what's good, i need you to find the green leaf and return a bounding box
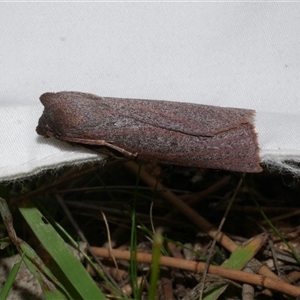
[18,199,105,300]
[203,234,267,300]
[0,256,23,300]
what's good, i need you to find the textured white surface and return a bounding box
[1,3,300,181]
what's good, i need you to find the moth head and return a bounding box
[36,93,63,137]
[36,92,90,138]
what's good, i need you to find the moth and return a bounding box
[36,92,262,173]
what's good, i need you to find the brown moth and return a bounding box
[36,92,262,173]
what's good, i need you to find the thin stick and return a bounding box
[124,161,281,283]
[199,176,244,299]
[92,247,300,298]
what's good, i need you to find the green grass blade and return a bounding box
[0,237,12,250]
[148,230,163,299]
[203,234,267,300]
[18,199,105,300]
[0,256,23,300]
[18,241,71,299]
[222,233,267,269]
[250,192,300,264]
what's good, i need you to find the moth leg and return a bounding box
[59,136,138,159]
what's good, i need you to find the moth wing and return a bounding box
[103,98,255,137]
[38,92,255,138]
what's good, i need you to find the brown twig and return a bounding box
[125,161,237,252]
[91,247,300,297]
[124,161,283,284]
